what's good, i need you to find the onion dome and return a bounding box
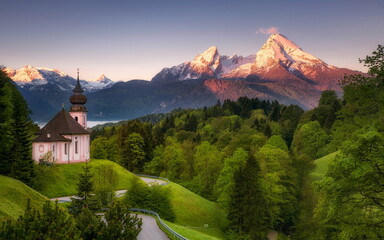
[70,93,87,105]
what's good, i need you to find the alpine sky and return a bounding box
[0,0,383,81]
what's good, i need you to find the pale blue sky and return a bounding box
[1,0,383,81]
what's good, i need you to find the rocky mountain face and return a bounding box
[7,34,363,121]
[152,34,361,109]
[152,46,256,83]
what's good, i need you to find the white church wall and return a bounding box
[69,111,87,129]
[32,134,89,164]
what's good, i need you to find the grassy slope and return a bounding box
[164,183,227,239]
[37,159,135,198]
[309,151,339,181]
[165,220,222,240]
[0,175,48,221]
[35,159,226,238]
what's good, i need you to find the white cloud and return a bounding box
[256,27,279,35]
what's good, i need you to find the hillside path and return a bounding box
[49,176,171,239]
[50,176,167,203]
[137,214,169,240]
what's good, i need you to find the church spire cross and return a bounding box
[73,68,84,93]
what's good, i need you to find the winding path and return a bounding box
[50,176,170,240]
[137,214,169,240]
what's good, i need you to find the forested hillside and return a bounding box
[0,67,37,187]
[90,45,384,239]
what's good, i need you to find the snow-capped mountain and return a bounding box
[5,66,116,121]
[151,33,362,108]
[151,46,255,83]
[6,66,115,92]
[81,74,115,91]
[152,34,358,90]
[5,66,75,90]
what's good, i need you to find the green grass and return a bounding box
[36,159,135,198]
[309,151,339,181]
[34,159,227,238]
[164,220,222,240]
[164,182,227,239]
[0,175,48,221]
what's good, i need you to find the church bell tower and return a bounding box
[69,68,88,128]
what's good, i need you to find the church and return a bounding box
[32,70,90,164]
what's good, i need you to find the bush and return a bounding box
[125,176,175,221]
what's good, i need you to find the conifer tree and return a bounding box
[0,200,80,240]
[228,154,268,239]
[0,67,35,186]
[69,164,98,215]
[10,88,35,186]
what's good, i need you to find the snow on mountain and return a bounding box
[81,74,114,91]
[152,33,359,93]
[5,66,114,92]
[254,34,324,68]
[94,74,113,84]
[152,46,255,82]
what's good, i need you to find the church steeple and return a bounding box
[73,68,84,93]
[69,68,88,128]
[70,68,87,106]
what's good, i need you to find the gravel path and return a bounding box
[50,176,171,239]
[139,176,167,186]
[137,214,169,240]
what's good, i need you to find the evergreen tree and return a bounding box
[228,154,268,239]
[98,202,142,239]
[0,200,80,240]
[0,67,35,186]
[69,164,98,215]
[10,89,35,186]
[122,132,146,172]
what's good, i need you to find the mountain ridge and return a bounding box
[5,34,364,121]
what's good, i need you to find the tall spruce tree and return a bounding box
[0,67,35,186]
[228,154,268,239]
[69,164,98,215]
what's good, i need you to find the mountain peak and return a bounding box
[95,74,113,84]
[266,33,301,50]
[192,46,219,66]
[255,33,324,69]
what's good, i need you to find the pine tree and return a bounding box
[10,88,35,186]
[228,154,268,239]
[0,67,35,186]
[0,70,14,175]
[69,164,98,215]
[98,202,142,239]
[0,200,80,240]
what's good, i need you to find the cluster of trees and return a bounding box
[309,45,384,239]
[89,45,384,239]
[0,164,142,240]
[0,67,36,187]
[91,97,305,238]
[290,45,384,239]
[2,45,379,239]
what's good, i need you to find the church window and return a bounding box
[65,143,67,154]
[52,145,55,152]
[75,116,78,122]
[75,141,78,154]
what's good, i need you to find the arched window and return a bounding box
[75,116,78,122]
[65,143,67,154]
[75,141,78,154]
